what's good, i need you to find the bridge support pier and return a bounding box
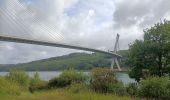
[110,33,121,71]
[111,57,121,71]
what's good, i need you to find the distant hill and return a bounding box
[0,50,128,71]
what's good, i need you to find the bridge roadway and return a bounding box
[0,35,122,58]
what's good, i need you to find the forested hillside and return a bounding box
[0,50,128,71]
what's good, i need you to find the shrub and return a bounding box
[126,83,138,96]
[30,72,41,86]
[0,76,24,95]
[90,68,124,94]
[138,77,170,99]
[48,69,87,88]
[109,82,126,95]
[48,77,68,88]
[6,69,30,88]
[29,72,47,93]
[68,83,89,93]
[29,82,47,93]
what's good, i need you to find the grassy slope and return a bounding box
[0,77,26,95]
[0,50,128,71]
[0,89,134,100]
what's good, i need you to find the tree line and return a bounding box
[127,20,170,82]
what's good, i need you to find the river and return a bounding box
[0,71,136,85]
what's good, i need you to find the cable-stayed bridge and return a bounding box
[0,35,122,70]
[0,0,122,71]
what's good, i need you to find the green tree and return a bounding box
[127,20,170,81]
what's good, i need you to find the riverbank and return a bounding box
[0,68,138,100]
[0,89,134,100]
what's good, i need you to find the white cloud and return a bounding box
[0,0,170,64]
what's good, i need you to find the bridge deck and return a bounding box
[0,35,122,58]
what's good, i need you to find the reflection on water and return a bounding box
[0,71,136,85]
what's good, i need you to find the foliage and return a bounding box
[29,72,47,93]
[68,83,89,93]
[29,82,47,93]
[0,51,128,71]
[128,67,142,82]
[109,82,126,96]
[163,64,170,77]
[30,72,41,86]
[6,69,30,88]
[90,68,124,94]
[48,69,87,88]
[0,69,135,100]
[138,77,170,99]
[127,20,170,81]
[126,83,138,96]
[0,53,110,71]
[0,77,24,95]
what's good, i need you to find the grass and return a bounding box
[0,69,136,100]
[0,89,134,100]
[0,77,26,95]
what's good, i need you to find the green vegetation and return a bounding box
[123,20,170,99]
[30,72,42,87]
[90,68,124,94]
[0,89,133,100]
[48,69,87,88]
[6,69,30,88]
[127,20,170,81]
[0,69,134,100]
[2,68,170,99]
[0,77,25,95]
[1,20,170,99]
[138,77,170,99]
[29,72,47,93]
[0,51,128,71]
[126,83,138,97]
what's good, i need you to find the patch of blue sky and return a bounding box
[65,0,84,17]
[19,0,48,14]
[0,0,5,7]
[65,0,114,24]
[19,0,34,5]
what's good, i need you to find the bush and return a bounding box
[126,83,138,96]
[138,77,170,99]
[109,82,126,95]
[29,72,47,93]
[29,82,47,93]
[30,72,41,86]
[90,68,124,94]
[48,69,87,88]
[68,83,89,93]
[0,77,25,95]
[6,69,30,88]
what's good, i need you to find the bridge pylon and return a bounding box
[110,34,121,71]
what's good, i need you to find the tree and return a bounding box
[127,20,170,81]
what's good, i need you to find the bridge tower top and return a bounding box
[114,34,120,53]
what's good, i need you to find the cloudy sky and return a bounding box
[0,0,170,64]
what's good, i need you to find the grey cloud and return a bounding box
[0,0,80,64]
[113,0,170,28]
[0,0,170,64]
[0,42,82,64]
